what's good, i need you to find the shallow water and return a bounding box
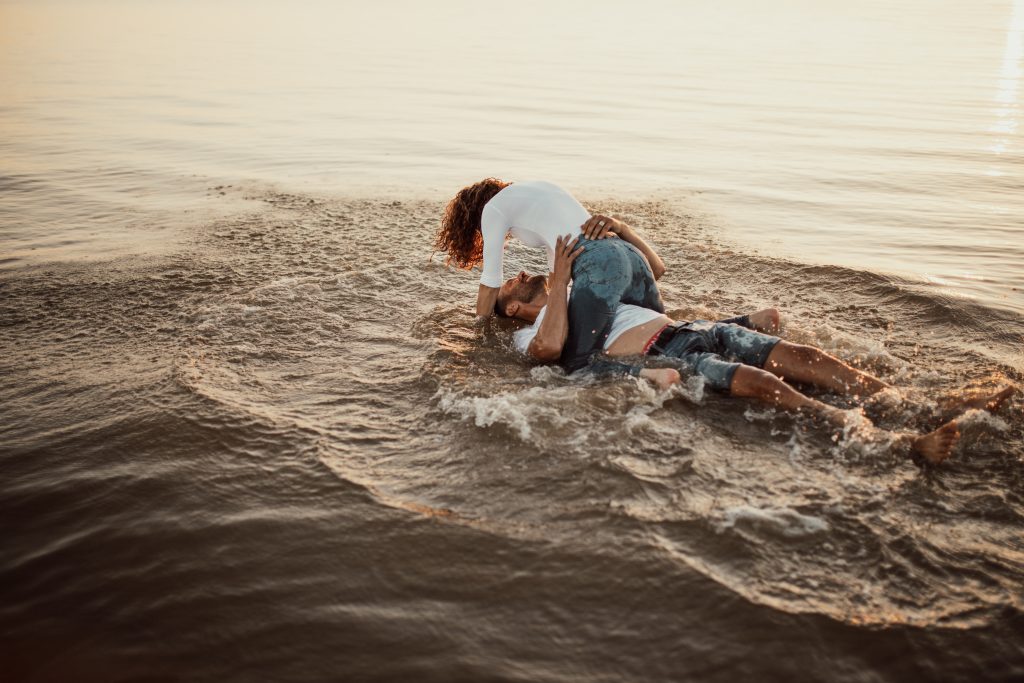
[2,1,1024,681]
[3,190,1023,681]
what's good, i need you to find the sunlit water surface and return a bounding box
[2,0,1023,313]
[2,1,1023,682]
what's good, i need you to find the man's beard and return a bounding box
[519,274,547,303]
[524,274,548,301]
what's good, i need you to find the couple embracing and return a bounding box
[434,179,1012,464]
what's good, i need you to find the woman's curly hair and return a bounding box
[434,178,510,269]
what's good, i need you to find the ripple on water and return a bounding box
[3,190,1021,649]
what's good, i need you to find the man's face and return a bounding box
[498,271,547,318]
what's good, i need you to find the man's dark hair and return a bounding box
[494,292,510,318]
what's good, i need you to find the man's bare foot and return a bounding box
[748,307,781,334]
[640,368,681,391]
[911,420,960,465]
[938,385,1015,419]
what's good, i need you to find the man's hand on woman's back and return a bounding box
[551,234,584,289]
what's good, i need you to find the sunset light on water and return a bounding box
[1,2,1022,681]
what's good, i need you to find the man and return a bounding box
[496,220,1014,465]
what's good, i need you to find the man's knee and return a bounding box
[729,365,784,398]
[766,340,819,370]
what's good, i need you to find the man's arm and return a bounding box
[523,236,681,388]
[581,214,666,280]
[527,235,582,361]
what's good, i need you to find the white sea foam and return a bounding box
[433,371,700,445]
[788,322,906,373]
[829,408,903,465]
[717,505,830,538]
[622,379,673,434]
[528,365,571,384]
[680,375,706,404]
[744,406,778,423]
[622,408,657,434]
[786,431,806,465]
[863,386,906,412]
[957,408,1011,432]
[434,386,575,443]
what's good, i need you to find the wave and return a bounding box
[3,187,1021,637]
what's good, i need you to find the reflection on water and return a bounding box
[2,3,1024,680]
[990,0,1022,152]
[2,189,1021,682]
[0,0,1022,314]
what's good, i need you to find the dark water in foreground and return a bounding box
[2,189,1022,682]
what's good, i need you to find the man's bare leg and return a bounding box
[729,366,959,464]
[763,341,889,396]
[731,364,842,420]
[762,340,1015,415]
[937,385,1016,417]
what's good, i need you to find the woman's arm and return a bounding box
[618,223,666,280]
[475,285,499,319]
[581,214,666,280]
[475,203,509,318]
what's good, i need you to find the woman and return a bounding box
[435,178,667,373]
